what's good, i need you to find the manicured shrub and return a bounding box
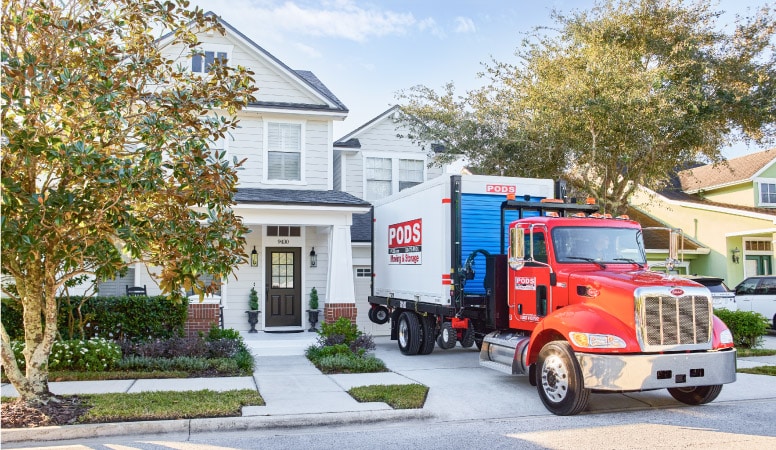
[9,338,122,372]
[315,354,386,374]
[715,309,769,348]
[306,318,383,374]
[120,335,243,359]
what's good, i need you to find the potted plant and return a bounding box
[307,287,320,332]
[246,284,260,333]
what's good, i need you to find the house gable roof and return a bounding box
[334,105,399,147]
[156,12,347,114]
[679,148,776,193]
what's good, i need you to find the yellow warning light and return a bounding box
[571,212,587,218]
[546,211,560,217]
[585,197,596,205]
[616,215,630,220]
[506,193,516,200]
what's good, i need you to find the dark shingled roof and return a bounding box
[625,207,704,252]
[351,211,373,242]
[334,138,361,149]
[679,148,776,193]
[236,189,370,208]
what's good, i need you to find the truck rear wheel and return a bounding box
[397,311,421,355]
[418,315,436,355]
[536,341,590,416]
[668,385,722,405]
[436,322,457,349]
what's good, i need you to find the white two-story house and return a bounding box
[96,12,370,333]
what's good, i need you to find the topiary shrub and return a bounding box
[715,309,769,348]
[9,338,122,372]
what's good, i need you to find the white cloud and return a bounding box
[417,17,446,39]
[454,16,476,34]
[250,0,417,42]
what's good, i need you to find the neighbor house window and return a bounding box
[267,122,302,181]
[366,157,392,200]
[192,51,227,73]
[399,159,423,191]
[760,182,776,206]
[356,268,371,277]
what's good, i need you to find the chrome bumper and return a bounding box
[576,349,737,391]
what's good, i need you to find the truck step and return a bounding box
[480,360,517,375]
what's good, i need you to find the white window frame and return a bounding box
[362,153,426,201]
[263,120,306,185]
[190,44,233,74]
[757,180,776,207]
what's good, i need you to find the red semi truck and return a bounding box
[368,174,736,415]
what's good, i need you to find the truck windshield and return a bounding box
[552,226,646,265]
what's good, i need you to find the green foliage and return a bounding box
[10,338,122,372]
[397,0,776,214]
[0,0,257,401]
[314,354,387,374]
[309,287,319,310]
[318,317,361,346]
[738,366,776,376]
[348,384,429,409]
[715,309,769,348]
[248,286,259,311]
[0,299,23,340]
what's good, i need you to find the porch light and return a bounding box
[731,247,740,264]
[250,246,258,267]
[310,247,317,268]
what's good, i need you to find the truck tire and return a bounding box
[667,385,723,405]
[369,306,390,325]
[536,341,590,416]
[436,322,457,349]
[459,323,475,348]
[418,315,436,355]
[397,311,422,355]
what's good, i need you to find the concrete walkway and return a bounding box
[3,332,776,444]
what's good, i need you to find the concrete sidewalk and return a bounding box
[3,333,776,444]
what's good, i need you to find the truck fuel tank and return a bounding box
[480,331,530,376]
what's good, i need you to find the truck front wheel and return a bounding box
[397,312,421,355]
[536,341,590,416]
[668,385,722,405]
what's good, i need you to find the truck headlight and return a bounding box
[719,329,734,345]
[569,332,626,349]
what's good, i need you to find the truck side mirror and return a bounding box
[508,227,525,270]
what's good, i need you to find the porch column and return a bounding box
[324,224,357,324]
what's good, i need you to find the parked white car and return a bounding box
[683,276,737,311]
[734,276,776,329]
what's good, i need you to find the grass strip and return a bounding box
[48,370,189,382]
[738,366,776,376]
[348,384,428,409]
[79,389,264,423]
[736,348,776,358]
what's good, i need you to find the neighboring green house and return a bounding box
[631,148,776,286]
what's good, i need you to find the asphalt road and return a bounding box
[6,397,776,449]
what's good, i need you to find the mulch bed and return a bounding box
[1,396,88,428]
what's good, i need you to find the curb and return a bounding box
[1,409,434,444]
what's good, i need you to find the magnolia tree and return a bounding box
[398,0,776,214]
[1,0,256,404]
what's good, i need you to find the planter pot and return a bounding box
[245,310,260,333]
[307,309,320,332]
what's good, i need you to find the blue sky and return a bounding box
[191,0,770,159]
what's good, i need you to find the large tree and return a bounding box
[1,0,256,404]
[398,0,776,214]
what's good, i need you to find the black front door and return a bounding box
[265,247,302,327]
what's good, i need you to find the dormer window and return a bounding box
[192,51,227,73]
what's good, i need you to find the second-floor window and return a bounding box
[365,156,425,201]
[760,182,776,206]
[399,159,423,191]
[192,51,227,73]
[267,122,302,181]
[366,157,392,200]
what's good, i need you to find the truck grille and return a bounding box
[636,287,712,352]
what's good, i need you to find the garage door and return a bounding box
[354,266,390,336]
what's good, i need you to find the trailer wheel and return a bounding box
[459,323,475,348]
[369,306,390,325]
[397,312,422,355]
[418,315,436,355]
[536,341,590,416]
[667,385,723,405]
[436,322,457,349]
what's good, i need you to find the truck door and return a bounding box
[510,229,552,331]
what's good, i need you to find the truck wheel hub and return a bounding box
[541,355,569,401]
